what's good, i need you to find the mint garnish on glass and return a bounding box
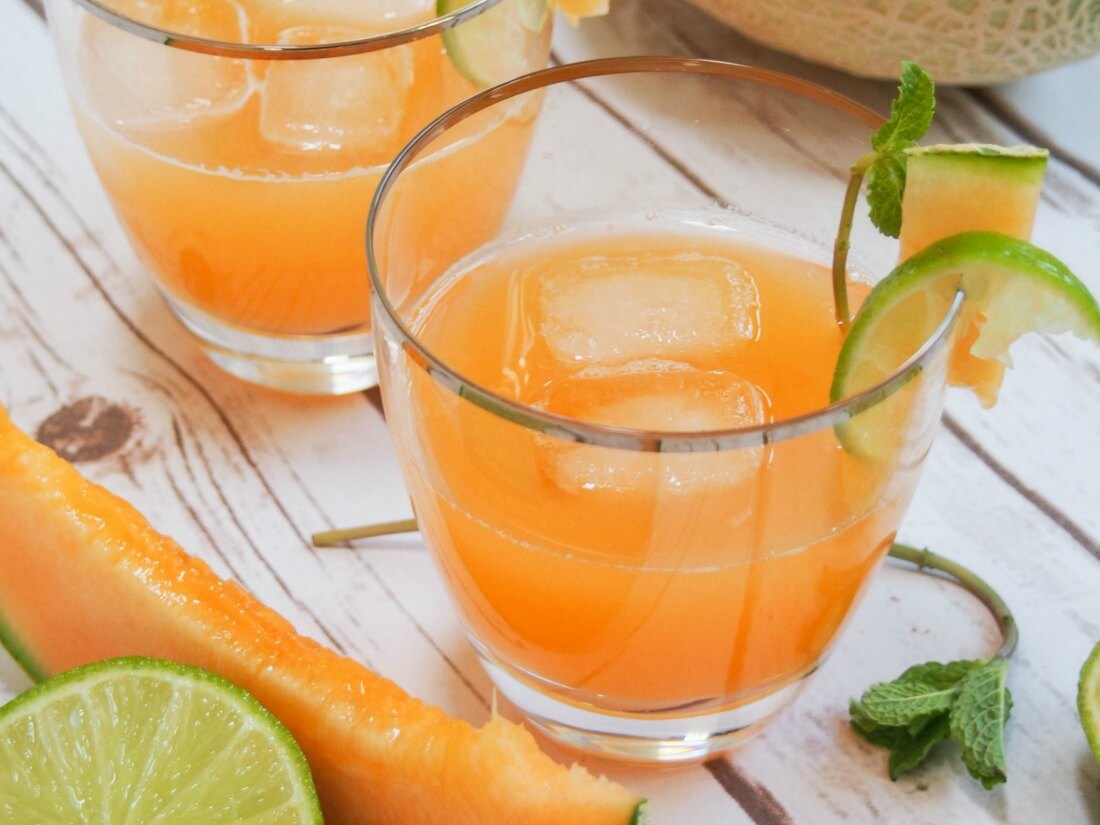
[832,61,935,328]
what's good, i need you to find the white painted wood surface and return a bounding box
[1,0,1098,821]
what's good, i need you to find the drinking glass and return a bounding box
[45,0,551,393]
[369,57,963,763]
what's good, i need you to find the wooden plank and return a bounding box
[0,0,1098,821]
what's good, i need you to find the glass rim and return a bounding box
[367,56,966,453]
[66,0,507,59]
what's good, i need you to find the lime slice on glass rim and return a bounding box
[439,0,549,88]
[831,231,1100,458]
[0,656,322,823]
[1081,641,1100,765]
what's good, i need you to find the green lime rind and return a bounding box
[907,143,1050,160]
[1079,640,1100,766]
[831,232,1100,460]
[832,230,1100,404]
[905,144,1048,184]
[0,609,47,683]
[629,800,650,824]
[439,0,547,88]
[0,656,323,824]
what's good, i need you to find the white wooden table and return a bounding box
[2,0,1099,821]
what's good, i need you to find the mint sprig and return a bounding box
[852,544,1017,788]
[832,62,936,327]
[851,659,1012,786]
[952,658,1013,788]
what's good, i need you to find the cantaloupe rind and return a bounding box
[680,1,1100,85]
[0,612,44,683]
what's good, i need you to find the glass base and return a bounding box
[167,296,378,395]
[477,647,809,765]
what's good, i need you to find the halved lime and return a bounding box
[0,657,322,823]
[1081,641,1100,765]
[439,0,548,88]
[832,231,1100,458]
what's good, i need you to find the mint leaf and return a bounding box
[866,155,906,238]
[850,700,904,748]
[888,714,951,780]
[950,659,1012,789]
[851,697,951,780]
[850,658,1009,784]
[871,61,936,153]
[857,660,980,726]
[895,659,983,690]
[864,62,936,238]
[851,545,1018,790]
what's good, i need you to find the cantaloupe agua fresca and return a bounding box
[396,216,937,716]
[64,0,547,335]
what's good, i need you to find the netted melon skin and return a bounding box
[686,0,1100,84]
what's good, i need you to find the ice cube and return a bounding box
[253,0,435,31]
[259,26,414,153]
[78,0,253,130]
[536,359,769,494]
[539,252,760,367]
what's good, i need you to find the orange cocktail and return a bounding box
[46,0,549,392]
[371,60,958,762]
[403,229,897,708]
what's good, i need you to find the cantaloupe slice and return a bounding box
[0,406,644,825]
[898,144,1048,261]
[894,144,1051,406]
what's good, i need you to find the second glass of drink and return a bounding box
[46,0,552,392]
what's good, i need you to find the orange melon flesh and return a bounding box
[556,0,610,20]
[0,406,642,825]
[898,143,1048,405]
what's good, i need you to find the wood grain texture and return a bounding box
[1,0,1098,821]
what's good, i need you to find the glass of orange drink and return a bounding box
[45,0,552,393]
[369,58,964,763]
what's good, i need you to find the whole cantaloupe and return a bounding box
[686,0,1100,84]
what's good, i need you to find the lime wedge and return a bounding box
[1081,641,1100,766]
[440,0,548,88]
[832,231,1100,458]
[0,657,322,823]
[899,144,1049,260]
